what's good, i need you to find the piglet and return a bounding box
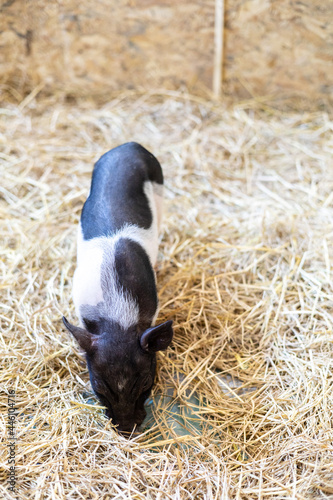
[63,142,173,435]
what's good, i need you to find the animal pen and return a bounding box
[1,1,333,498]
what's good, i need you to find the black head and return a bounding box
[63,316,173,435]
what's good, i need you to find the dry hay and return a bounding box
[1,89,333,499]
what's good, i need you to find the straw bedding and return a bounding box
[1,90,333,499]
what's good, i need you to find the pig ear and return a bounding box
[62,316,93,352]
[140,320,173,353]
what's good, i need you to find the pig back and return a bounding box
[81,142,163,241]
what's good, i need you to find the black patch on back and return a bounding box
[114,237,158,331]
[81,142,163,240]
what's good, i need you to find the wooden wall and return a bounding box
[1,0,332,107]
[0,0,214,97]
[224,0,333,106]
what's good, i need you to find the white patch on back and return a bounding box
[151,182,164,232]
[72,180,163,330]
[72,231,104,323]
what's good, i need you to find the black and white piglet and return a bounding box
[63,142,173,434]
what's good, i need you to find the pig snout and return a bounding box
[105,406,147,434]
